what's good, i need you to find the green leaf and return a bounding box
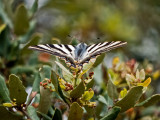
[98,95,109,106]
[51,70,69,104]
[37,111,52,120]
[38,86,52,114]
[11,66,35,74]
[51,70,58,92]
[86,79,94,90]
[0,74,11,103]
[27,105,40,120]
[31,0,39,13]
[0,106,23,120]
[115,86,143,112]
[55,61,74,82]
[48,107,55,117]
[70,81,85,99]
[93,53,105,68]
[135,94,160,107]
[52,109,62,120]
[68,102,83,120]
[14,4,29,35]
[107,75,118,100]
[40,65,52,80]
[9,74,27,105]
[100,106,121,120]
[21,33,42,55]
[32,72,41,92]
[84,105,94,116]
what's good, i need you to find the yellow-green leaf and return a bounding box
[81,89,94,101]
[120,88,127,98]
[0,24,6,34]
[137,77,151,87]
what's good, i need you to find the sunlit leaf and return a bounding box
[3,103,13,107]
[112,57,120,66]
[137,77,151,87]
[81,89,94,101]
[0,24,6,34]
[152,70,160,80]
[120,88,127,98]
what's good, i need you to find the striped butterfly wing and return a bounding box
[79,41,127,65]
[29,44,76,67]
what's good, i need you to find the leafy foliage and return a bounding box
[0,0,160,119]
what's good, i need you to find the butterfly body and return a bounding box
[29,41,127,68]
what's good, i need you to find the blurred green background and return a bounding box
[0,0,160,119]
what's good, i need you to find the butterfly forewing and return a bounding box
[29,44,76,67]
[79,41,127,64]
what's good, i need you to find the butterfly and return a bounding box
[29,41,127,68]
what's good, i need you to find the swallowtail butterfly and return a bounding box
[29,41,127,68]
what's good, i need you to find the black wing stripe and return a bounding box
[95,41,127,54]
[92,41,125,53]
[58,44,62,47]
[88,43,98,52]
[29,46,58,55]
[64,45,72,52]
[91,42,112,53]
[47,44,67,54]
